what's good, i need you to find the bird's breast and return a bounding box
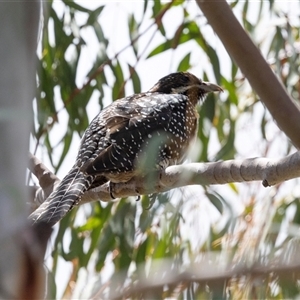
[169,98,199,162]
[150,97,199,169]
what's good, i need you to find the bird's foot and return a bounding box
[145,193,157,210]
[109,182,116,199]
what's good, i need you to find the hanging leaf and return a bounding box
[177,52,191,71]
[147,39,172,58]
[128,64,141,93]
[86,6,104,26]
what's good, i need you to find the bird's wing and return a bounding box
[81,93,187,175]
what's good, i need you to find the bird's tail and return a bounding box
[29,166,94,227]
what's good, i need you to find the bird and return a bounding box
[29,72,222,226]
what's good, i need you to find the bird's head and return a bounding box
[148,72,223,105]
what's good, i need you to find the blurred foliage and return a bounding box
[33,0,300,299]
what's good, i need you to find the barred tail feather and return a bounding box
[29,167,94,226]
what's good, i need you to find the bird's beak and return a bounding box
[201,81,223,93]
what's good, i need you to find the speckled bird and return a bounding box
[29,72,222,226]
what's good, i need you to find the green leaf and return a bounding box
[148,21,205,59]
[51,7,67,49]
[92,22,108,46]
[229,0,239,8]
[152,0,166,36]
[197,118,210,162]
[171,23,185,49]
[268,0,275,10]
[77,204,109,268]
[55,129,73,172]
[63,228,84,262]
[45,267,57,300]
[51,210,76,274]
[177,52,191,71]
[173,0,185,6]
[128,13,139,56]
[214,120,236,161]
[153,238,167,259]
[96,224,115,272]
[147,39,171,58]
[111,60,125,99]
[242,0,249,29]
[86,6,104,25]
[231,60,238,79]
[63,0,92,13]
[44,133,54,168]
[228,182,239,194]
[38,62,56,121]
[207,46,221,83]
[128,64,141,93]
[188,21,208,51]
[260,110,267,140]
[87,46,108,78]
[135,239,148,264]
[95,70,108,108]
[201,92,216,122]
[152,0,162,18]
[143,0,148,14]
[221,76,238,105]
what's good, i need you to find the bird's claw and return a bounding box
[145,193,157,210]
[109,182,115,199]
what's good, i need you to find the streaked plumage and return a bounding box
[29,72,222,226]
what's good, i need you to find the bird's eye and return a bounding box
[183,75,190,83]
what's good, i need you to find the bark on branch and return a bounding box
[29,151,300,207]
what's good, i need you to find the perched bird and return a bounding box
[29,72,222,226]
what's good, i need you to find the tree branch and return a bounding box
[88,250,300,299]
[28,152,60,208]
[196,0,300,149]
[29,151,300,206]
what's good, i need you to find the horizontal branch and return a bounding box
[104,252,300,299]
[29,151,300,207]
